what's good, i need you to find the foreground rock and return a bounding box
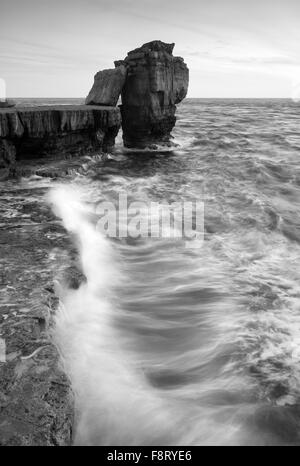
[0,341,73,445]
[85,66,127,106]
[0,105,121,177]
[0,185,80,444]
[118,40,189,148]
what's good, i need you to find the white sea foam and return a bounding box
[48,185,248,445]
[48,186,179,445]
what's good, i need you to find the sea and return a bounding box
[1,97,300,445]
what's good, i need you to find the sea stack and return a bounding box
[85,40,189,149]
[117,40,189,148]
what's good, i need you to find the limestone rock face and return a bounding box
[118,40,189,148]
[0,105,121,176]
[85,66,127,106]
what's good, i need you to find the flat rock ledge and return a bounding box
[0,282,75,445]
[0,105,121,179]
[0,252,86,445]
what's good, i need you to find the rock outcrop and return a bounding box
[0,105,121,176]
[85,66,127,106]
[117,40,189,148]
[0,208,79,444]
[85,40,188,149]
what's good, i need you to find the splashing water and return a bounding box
[49,186,242,445]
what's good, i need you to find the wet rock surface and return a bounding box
[0,140,16,179]
[0,179,85,445]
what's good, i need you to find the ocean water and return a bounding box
[2,98,300,445]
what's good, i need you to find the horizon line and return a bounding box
[8,96,297,100]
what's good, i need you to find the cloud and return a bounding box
[230,56,300,66]
[178,45,300,70]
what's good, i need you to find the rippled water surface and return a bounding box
[2,98,300,445]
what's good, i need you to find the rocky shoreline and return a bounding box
[0,177,88,445]
[0,40,189,445]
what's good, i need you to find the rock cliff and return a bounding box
[117,40,189,148]
[0,105,121,177]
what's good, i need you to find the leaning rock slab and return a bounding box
[85,66,127,106]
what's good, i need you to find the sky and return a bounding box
[1,0,300,98]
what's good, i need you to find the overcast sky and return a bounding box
[1,0,300,97]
